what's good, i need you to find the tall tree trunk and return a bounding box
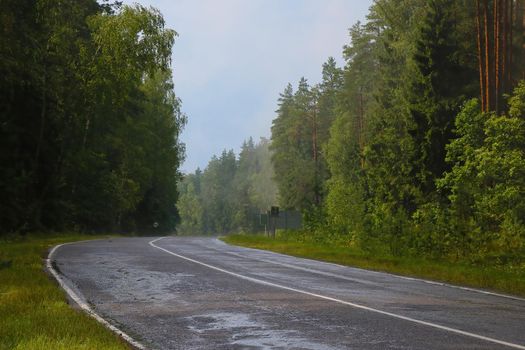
[495,0,501,113]
[509,0,514,85]
[477,0,487,112]
[82,118,90,150]
[492,0,500,113]
[502,0,509,96]
[484,0,492,111]
[522,0,525,79]
[311,102,320,205]
[36,67,47,166]
[358,91,365,169]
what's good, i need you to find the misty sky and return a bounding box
[121,0,373,173]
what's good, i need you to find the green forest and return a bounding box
[3,1,525,348]
[177,137,277,235]
[3,0,525,265]
[182,0,525,264]
[0,1,186,234]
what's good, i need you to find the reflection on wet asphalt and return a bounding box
[52,236,525,350]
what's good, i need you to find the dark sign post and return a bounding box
[269,206,279,238]
[260,212,268,237]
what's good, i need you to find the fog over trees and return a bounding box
[177,138,277,235]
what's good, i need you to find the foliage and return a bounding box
[177,138,277,235]
[408,0,477,195]
[439,83,525,259]
[0,2,185,234]
[265,0,525,265]
[270,59,343,212]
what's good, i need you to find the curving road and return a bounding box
[50,236,525,350]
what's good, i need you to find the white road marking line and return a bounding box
[150,237,525,350]
[218,249,383,287]
[215,238,525,302]
[47,241,146,350]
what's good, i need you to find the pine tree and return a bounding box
[408,0,477,196]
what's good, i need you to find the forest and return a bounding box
[273,0,525,261]
[177,137,277,235]
[0,1,186,234]
[181,0,525,263]
[3,0,525,265]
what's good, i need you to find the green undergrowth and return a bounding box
[222,233,525,298]
[0,233,130,350]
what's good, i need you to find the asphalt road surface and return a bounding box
[50,236,525,350]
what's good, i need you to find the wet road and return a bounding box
[51,236,525,350]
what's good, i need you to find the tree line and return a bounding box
[269,0,525,261]
[0,1,186,234]
[177,138,277,235]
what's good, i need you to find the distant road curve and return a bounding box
[50,236,525,350]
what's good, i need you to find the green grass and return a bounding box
[222,234,525,298]
[0,233,130,350]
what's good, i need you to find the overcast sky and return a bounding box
[121,0,373,173]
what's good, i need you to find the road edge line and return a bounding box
[47,240,147,350]
[151,237,525,350]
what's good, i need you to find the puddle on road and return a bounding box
[185,312,339,350]
[187,312,259,333]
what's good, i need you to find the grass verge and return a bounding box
[0,233,130,350]
[222,234,525,298]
